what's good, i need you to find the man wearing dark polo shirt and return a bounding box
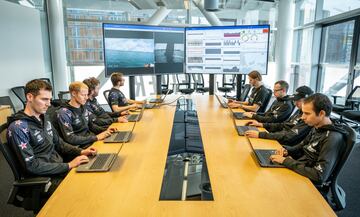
[228,70,269,112]
[108,72,145,113]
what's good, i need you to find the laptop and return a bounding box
[246,137,285,168]
[149,89,171,103]
[127,104,145,122]
[227,107,250,120]
[231,115,259,136]
[76,147,121,172]
[104,121,137,143]
[215,94,228,108]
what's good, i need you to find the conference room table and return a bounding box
[37,95,336,217]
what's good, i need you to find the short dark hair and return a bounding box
[248,70,262,81]
[275,80,289,93]
[25,79,52,97]
[303,93,332,116]
[110,72,124,86]
[83,77,100,94]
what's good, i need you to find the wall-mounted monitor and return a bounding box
[103,24,185,76]
[185,25,270,75]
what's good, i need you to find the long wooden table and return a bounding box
[37,95,336,217]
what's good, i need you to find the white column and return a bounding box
[47,0,70,96]
[274,0,295,81]
[146,7,171,25]
[194,1,223,26]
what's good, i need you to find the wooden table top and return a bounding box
[37,95,335,217]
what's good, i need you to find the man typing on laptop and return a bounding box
[7,79,97,195]
[242,80,294,123]
[83,77,128,128]
[56,82,115,148]
[245,86,313,146]
[269,93,348,185]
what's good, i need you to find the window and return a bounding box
[318,20,355,101]
[294,0,316,26]
[319,0,360,20]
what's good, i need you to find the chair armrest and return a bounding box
[332,95,343,104]
[13,177,51,187]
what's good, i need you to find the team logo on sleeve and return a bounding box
[19,142,27,150]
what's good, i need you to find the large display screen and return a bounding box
[103,24,185,76]
[185,25,270,74]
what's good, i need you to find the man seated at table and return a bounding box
[108,72,144,113]
[242,80,294,123]
[245,86,313,146]
[56,82,114,148]
[83,77,128,128]
[7,79,97,194]
[270,93,348,185]
[228,70,268,112]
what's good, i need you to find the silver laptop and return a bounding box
[149,89,171,103]
[104,121,137,143]
[127,104,145,122]
[76,147,121,172]
[246,137,285,168]
[215,94,228,108]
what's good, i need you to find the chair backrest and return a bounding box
[329,124,356,183]
[258,88,273,113]
[11,86,26,108]
[103,90,112,110]
[176,74,191,89]
[161,74,170,89]
[192,74,205,88]
[0,96,16,113]
[58,91,70,100]
[239,84,251,102]
[348,86,360,100]
[222,74,236,88]
[0,124,24,181]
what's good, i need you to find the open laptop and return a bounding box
[215,94,228,108]
[76,147,121,172]
[246,137,285,168]
[149,89,171,103]
[231,114,258,136]
[104,121,137,143]
[127,104,145,122]
[227,107,250,120]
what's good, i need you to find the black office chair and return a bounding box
[58,91,70,100]
[332,86,360,113]
[319,124,356,210]
[239,84,251,102]
[257,88,272,113]
[217,74,236,98]
[0,124,51,213]
[176,74,194,95]
[103,89,113,112]
[161,74,174,95]
[0,96,16,113]
[192,74,209,94]
[11,86,26,109]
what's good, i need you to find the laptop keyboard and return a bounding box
[233,112,243,119]
[127,114,138,121]
[236,126,258,136]
[115,131,128,141]
[256,150,276,163]
[90,154,112,170]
